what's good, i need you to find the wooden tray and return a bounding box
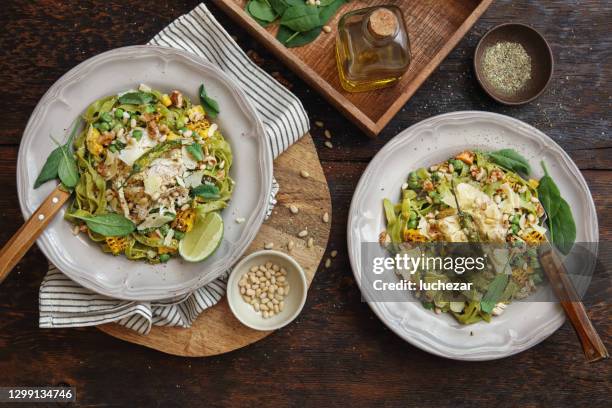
[98,134,331,356]
[213,0,493,136]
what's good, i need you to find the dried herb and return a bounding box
[482,42,532,95]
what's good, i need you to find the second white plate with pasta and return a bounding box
[347,111,598,360]
[17,45,273,301]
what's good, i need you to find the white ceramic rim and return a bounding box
[226,250,308,331]
[16,45,273,301]
[347,111,599,361]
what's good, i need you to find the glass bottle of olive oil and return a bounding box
[335,5,411,92]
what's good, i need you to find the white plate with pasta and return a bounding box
[347,111,598,360]
[17,46,272,301]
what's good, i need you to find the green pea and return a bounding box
[511,215,520,225]
[99,122,111,132]
[101,112,113,123]
[409,210,417,221]
[511,224,520,235]
[159,254,171,263]
[114,108,124,119]
[176,118,185,129]
[132,129,143,140]
[145,105,156,113]
[451,159,464,172]
[407,219,418,229]
[173,230,185,240]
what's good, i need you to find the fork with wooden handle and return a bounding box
[0,186,71,284]
[539,247,609,363]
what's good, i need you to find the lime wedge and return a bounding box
[179,211,224,262]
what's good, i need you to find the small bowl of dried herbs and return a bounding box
[474,23,553,105]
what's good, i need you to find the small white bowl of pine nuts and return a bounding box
[227,250,308,331]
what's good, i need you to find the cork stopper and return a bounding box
[367,8,398,39]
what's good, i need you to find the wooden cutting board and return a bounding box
[97,134,331,356]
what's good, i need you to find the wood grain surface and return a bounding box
[0,1,610,407]
[98,134,331,356]
[214,0,493,136]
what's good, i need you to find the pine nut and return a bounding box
[298,229,308,238]
[322,212,329,223]
[300,170,310,178]
[289,205,299,214]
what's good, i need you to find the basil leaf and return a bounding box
[34,146,63,188]
[549,199,576,255]
[198,84,219,119]
[247,0,277,22]
[488,149,531,175]
[72,213,136,237]
[277,25,321,47]
[186,143,203,161]
[118,92,156,105]
[191,184,221,200]
[57,145,79,188]
[280,5,321,32]
[480,273,509,314]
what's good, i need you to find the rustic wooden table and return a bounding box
[0,1,610,406]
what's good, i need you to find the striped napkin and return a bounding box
[39,3,309,335]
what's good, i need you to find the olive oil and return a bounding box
[335,6,411,93]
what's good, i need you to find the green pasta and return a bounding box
[63,85,233,263]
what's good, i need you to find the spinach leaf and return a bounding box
[198,84,219,119]
[247,0,278,22]
[118,92,156,105]
[186,143,203,161]
[480,273,509,314]
[34,146,63,188]
[537,162,561,220]
[537,161,576,254]
[269,0,289,15]
[34,123,81,188]
[488,149,531,175]
[72,213,136,237]
[191,184,221,200]
[57,145,79,189]
[277,25,321,47]
[549,199,576,255]
[280,5,321,32]
[319,0,346,22]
